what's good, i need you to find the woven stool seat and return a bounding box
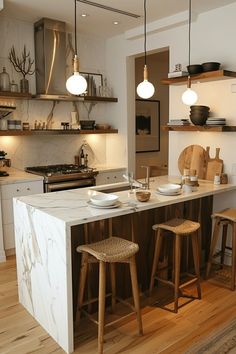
[77,236,139,262]
[213,208,236,222]
[152,218,200,235]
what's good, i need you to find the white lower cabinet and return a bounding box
[1,180,43,252]
[95,169,126,186]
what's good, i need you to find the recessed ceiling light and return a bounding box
[113,21,119,25]
[81,13,88,17]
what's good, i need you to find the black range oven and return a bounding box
[25,164,98,192]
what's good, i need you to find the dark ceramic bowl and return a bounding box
[190,106,210,112]
[202,62,221,72]
[187,64,203,75]
[190,115,208,126]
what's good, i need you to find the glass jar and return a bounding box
[10,80,18,93]
[0,67,10,91]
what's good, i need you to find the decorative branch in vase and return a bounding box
[8,45,35,93]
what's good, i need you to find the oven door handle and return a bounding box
[45,179,95,192]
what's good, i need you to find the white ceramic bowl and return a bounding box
[158,183,181,194]
[90,193,119,206]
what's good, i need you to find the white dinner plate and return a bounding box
[156,190,182,196]
[87,200,122,209]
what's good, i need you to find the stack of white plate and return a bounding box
[206,118,226,126]
[88,193,121,208]
[156,183,182,196]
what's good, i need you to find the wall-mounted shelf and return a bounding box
[161,70,236,85]
[0,91,118,102]
[0,91,32,100]
[162,125,236,132]
[0,129,118,136]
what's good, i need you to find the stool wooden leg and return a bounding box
[76,253,89,324]
[129,256,143,336]
[110,263,116,312]
[221,224,228,267]
[231,223,236,291]
[174,234,181,313]
[191,232,202,299]
[149,228,162,294]
[206,218,221,279]
[98,261,106,354]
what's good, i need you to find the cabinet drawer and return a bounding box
[1,180,43,200]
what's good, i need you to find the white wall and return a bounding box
[0,14,121,169]
[105,2,236,207]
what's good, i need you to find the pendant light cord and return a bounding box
[188,0,191,66]
[74,0,77,55]
[144,0,147,66]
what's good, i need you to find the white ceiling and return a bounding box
[2,0,236,37]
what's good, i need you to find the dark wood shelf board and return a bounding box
[0,92,118,103]
[32,94,118,102]
[162,125,236,132]
[0,129,118,136]
[161,70,236,85]
[0,91,32,99]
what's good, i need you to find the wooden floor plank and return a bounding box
[1,256,236,354]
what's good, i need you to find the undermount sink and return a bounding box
[94,184,131,193]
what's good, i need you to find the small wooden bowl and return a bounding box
[135,191,151,202]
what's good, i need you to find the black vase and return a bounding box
[20,78,29,93]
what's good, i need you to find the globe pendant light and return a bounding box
[136,0,155,99]
[182,0,198,105]
[66,0,87,95]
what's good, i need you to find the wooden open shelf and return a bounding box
[161,70,236,85]
[0,91,118,102]
[0,129,118,136]
[162,125,236,132]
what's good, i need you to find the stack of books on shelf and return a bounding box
[168,71,189,78]
[206,118,226,126]
[167,119,191,126]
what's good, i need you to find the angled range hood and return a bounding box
[34,18,68,97]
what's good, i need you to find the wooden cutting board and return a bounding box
[205,147,223,181]
[178,145,208,179]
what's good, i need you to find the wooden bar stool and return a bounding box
[76,236,143,354]
[149,218,201,313]
[206,208,236,290]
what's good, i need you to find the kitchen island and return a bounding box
[13,176,236,353]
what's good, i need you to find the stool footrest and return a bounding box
[179,278,199,289]
[81,292,112,307]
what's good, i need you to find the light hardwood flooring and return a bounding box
[1,256,236,354]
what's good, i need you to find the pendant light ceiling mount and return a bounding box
[136,0,155,100]
[182,0,198,106]
[66,0,87,95]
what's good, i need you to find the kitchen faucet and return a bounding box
[124,166,151,191]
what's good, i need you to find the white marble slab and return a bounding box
[14,199,73,353]
[0,167,43,185]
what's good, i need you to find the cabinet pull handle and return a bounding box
[27,188,30,191]
[16,189,20,192]
[114,176,117,179]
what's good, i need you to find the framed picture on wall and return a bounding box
[135,99,160,153]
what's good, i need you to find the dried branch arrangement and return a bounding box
[9,45,35,78]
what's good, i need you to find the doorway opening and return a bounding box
[135,49,169,179]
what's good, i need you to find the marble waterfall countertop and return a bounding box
[14,175,236,227]
[13,175,236,354]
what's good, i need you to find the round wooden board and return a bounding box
[178,144,208,179]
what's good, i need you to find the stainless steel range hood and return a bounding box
[34,18,67,96]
